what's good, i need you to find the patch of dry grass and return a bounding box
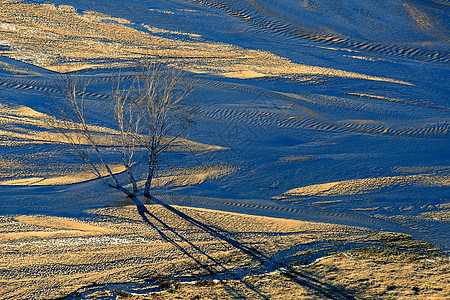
[1,204,447,299]
[0,204,375,299]
[112,248,449,299]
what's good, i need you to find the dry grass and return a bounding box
[1,204,447,299]
[0,204,376,299]
[112,244,450,299]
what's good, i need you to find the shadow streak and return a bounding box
[132,194,356,299]
[131,195,226,275]
[150,196,270,265]
[282,268,356,300]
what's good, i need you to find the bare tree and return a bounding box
[50,59,195,198]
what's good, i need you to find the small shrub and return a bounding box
[195,279,216,286]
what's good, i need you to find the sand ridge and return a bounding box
[281,174,450,198]
[191,0,450,63]
[0,1,416,85]
[0,0,448,298]
[0,102,229,186]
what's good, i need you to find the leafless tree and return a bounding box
[50,59,195,198]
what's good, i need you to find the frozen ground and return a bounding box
[0,0,449,297]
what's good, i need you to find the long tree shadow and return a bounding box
[130,195,226,275]
[149,196,271,263]
[132,194,356,300]
[280,269,356,300]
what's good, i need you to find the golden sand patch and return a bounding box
[44,63,102,73]
[81,10,131,25]
[15,215,110,233]
[0,103,226,150]
[283,174,450,197]
[146,165,237,188]
[220,68,268,79]
[346,92,450,111]
[0,230,97,241]
[0,164,125,186]
[284,181,340,197]
[142,24,201,39]
[0,215,112,241]
[0,1,413,84]
[344,55,378,62]
[403,3,438,33]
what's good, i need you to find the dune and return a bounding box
[0,164,125,186]
[281,174,450,198]
[0,0,449,298]
[0,1,415,85]
[0,103,226,149]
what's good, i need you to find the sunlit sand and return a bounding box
[0,0,449,298]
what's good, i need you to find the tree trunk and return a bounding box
[124,163,138,193]
[144,154,157,197]
[114,184,135,197]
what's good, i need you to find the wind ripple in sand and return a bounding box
[0,77,111,100]
[346,93,450,112]
[195,78,450,137]
[199,106,450,137]
[191,0,450,63]
[0,1,417,85]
